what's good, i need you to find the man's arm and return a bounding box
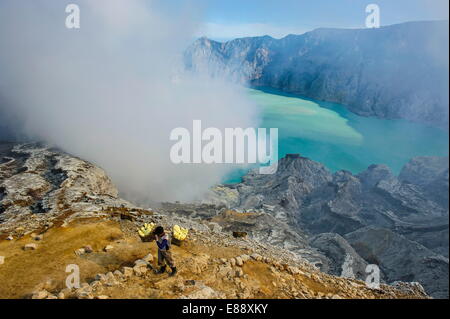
[156,238,169,250]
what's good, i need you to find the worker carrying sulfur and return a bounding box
[153,226,177,276]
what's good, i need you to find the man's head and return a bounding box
[154,226,164,236]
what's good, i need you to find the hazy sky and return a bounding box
[187,0,450,40]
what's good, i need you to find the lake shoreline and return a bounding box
[223,87,449,184]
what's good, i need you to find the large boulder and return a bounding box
[309,233,369,281]
[345,227,449,299]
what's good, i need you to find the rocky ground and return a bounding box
[0,211,428,300]
[0,143,440,299]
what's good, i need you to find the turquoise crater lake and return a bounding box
[224,87,449,183]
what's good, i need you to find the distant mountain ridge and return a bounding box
[185,21,449,129]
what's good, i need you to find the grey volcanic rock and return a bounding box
[0,142,132,231]
[399,156,449,186]
[309,233,369,280]
[186,21,449,128]
[357,164,394,189]
[426,169,449,210]
[399,225,449,258]
[399,156,449,209]
[207,154,448,297]
[345,227,449,299]
[300,160,448,237]
[230,155,332,226]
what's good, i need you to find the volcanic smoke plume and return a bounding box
[0,0,260,204]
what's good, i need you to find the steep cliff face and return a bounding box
[206,155,449,298]
[185,21,449,128]
[0,142,129,234]
[345,227,449,299]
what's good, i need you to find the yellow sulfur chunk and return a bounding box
[173,224,189,241]
[138,222,156,238]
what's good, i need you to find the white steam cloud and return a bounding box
[0,0,260,204]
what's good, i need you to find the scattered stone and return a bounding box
[30,233,43,241]
[134,259,147,266]
[288,266,300,275]
[120,212,134,221]
[232,231,247,238]
[77,292,94,299]
[42,279,58,291]
[84,245,94,253]
[60,288,72,298]
[391,281,428,296]
[74,248,86,256]
[134,259,149,268]
[0,256,4,265]
[96,295,109,299]
[24,243,38,251]
[235,256,244,267]
[95,273,107,282]
[173,281,186,293]
[133,266,145,276]
[229,258,236,267]
[235,268,244,277]
[185,280,202,286]
[104,272,119,286]
[104,245,114,252]
[45,222,54,228]
[122,267,133,277]
[6,235,13,241]
[217,264,233,277]
[90,280,101,289]
[184,286,222,299]
[77,283,92,293]
[46,294,58,299]
[142,253,154,263]
[31,290,49,299]
[250,253,262,261]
